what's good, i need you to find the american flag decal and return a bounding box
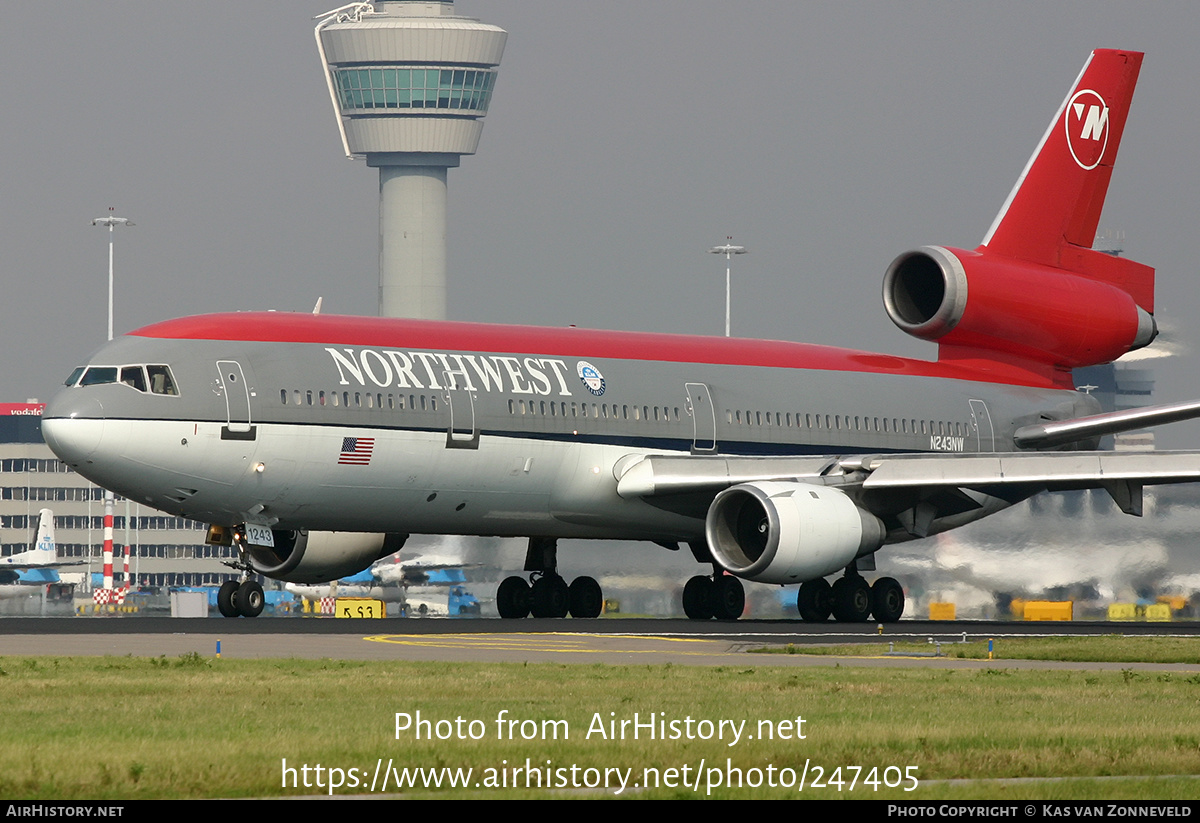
[338,436,375,466]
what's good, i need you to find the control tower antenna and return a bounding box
[315,1,506,320]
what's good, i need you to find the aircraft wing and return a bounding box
[854,451,1200,490]
[616,450,1200,524]
[0,557,88,569]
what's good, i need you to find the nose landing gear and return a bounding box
[215,578,265,618]
[216,527,267,617]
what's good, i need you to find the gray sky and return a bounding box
[3,2,1198,444]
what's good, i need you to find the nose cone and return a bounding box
[41,390,105,467]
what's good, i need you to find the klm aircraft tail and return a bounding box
[0,509,56,567]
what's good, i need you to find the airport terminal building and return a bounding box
[0,403,236,589]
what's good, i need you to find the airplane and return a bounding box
[285,565,481,618]
[41,49,1200,621]
[273,547,479,614]
[284,567,409,611]
[0,509,77,599]
[371,548,482,587]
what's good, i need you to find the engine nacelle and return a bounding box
[704,482,885,585]
[883,245,1156,370]
[245,530,407,584]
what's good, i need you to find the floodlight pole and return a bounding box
[91,209,133,594]
[92,209,133,343]
[708,238,747,337]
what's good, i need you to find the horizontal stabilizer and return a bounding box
[1013,398,1200,449]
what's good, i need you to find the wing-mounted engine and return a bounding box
[883,245,1156,377]
[244,530,407,584]
[704,482,885,584]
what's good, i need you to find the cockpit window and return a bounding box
[72,364,179,395]
[121,366,147,392]
[146,365,178,396]
[80,367,118,386]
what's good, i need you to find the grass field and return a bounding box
[2,644,1199,799]
[755,636,1200,664]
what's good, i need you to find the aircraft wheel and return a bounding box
[237,580,265,618]
[712,575,745,621]
[796,578,832,622]
[530,575,570,618]
[682,575,714,620]
[830,576,871,622]
[217,580,239,618]
[568,576,603,618]
[496,576,530,619]
[871,577,905,622]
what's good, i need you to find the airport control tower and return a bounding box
[315,1,506,320]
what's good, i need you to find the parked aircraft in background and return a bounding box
[282,550,479,614]
[0,509,77,599]
[284,567,407,611]
[43,50,1200,621]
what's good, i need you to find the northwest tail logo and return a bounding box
[1065,89,1109,170]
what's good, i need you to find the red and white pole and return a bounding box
[102,496,114,591]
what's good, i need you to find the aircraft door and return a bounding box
[442,371,479,450]
[216,360,256,440]
[969,399,995,452]
[686,382,717,454]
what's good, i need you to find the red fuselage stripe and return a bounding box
[130,313,1056,388]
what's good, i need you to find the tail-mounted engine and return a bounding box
[243,529,407,584]
[704,482,885,584]
[884,245,1156,377]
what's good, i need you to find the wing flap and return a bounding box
[860,451,1200,489]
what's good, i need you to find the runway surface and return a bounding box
[2,617,1198,669]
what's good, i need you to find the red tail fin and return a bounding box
[884,51,1157,387]
[980,49,1152,312]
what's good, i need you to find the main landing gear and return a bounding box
[496,538,604,619]
[682,574,745,621]
[681,541,746,621]
[796,571,905,623]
